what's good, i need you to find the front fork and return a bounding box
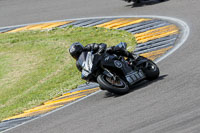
[102,68,116,81]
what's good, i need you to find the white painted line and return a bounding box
[153,16,190,63]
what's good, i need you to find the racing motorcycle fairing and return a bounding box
[77,51,102,80]
[135,56,149,66]
[101,54,145,85]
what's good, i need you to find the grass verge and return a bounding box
[0,26,136,121]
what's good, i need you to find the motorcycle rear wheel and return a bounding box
[97,75,129,95]
[142,59,160,80]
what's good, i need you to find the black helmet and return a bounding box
[69,42,84,60]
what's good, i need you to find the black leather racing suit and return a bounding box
[76,43,135,71]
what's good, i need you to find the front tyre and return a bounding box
[97,75,129,95]
[142,60,160,80]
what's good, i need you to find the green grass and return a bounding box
[0,26,136,121]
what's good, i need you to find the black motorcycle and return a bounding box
[77,50,159,95]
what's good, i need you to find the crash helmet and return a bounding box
[69,42,84,60]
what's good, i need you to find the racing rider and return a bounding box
[69,42,137,71]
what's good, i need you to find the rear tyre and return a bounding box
[142,60,160,80]
[97,75,129,95]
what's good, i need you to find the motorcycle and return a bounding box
[77,50,159,95]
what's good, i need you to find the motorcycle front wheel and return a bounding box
[97,74,129,95]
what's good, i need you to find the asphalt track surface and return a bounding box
[1,0,200,133]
